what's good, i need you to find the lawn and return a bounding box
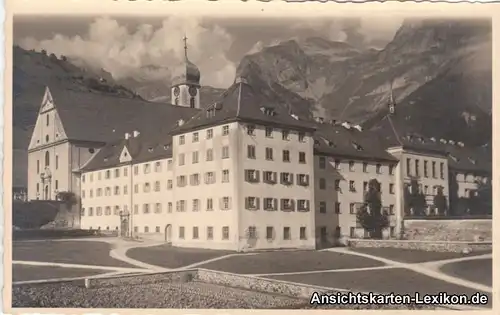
[126,245,235,268]
[440,259,492,287]
[13,264,108,282]
[266,268,492,307]
[350,247,491,263]
[197,250,385,274]
[13,240,134,268]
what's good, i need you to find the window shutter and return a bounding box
[272,172,277,183]
[280,173,285,184]
[280,199,284,210]
[273,198,278,210]
[244,170,249,182]
[219,198,223,210]
[290,199,296,211]
[305,175,310,186]
[290,173,294,185]
[255,170,260,183]
[245,197,249,209]
[296,174,301,185]
[256,197,260,210]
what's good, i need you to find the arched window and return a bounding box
[46,115,49,126]
[45,151,50,167]
[175,98,179,106]
[190,97,196,108]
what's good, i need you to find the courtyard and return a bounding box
[11,238,493,309]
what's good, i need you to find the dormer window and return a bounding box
[282,130,290,141]
[148,148,153,153]
[260,106,276,116]
[163,145,169,150]
[352,142,363,151]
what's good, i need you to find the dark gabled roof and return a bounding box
[313,123,398,162]
[80,128,177,172]
[50,87,199,143]
[369,114,491,173]
[171,77,316,135]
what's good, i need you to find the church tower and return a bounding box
[171,35,201,108]
[388,81,396,115]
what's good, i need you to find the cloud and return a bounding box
[18,17,237,88]
[246,39,281,55]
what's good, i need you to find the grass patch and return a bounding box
[440,259,492,287]
[350,247,490,263]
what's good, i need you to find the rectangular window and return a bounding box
[349,181,356,192]
[440,162,445,179]
[207,227,214,240]
[105,170,110,179]
[319,178,326,189]
[247,124,256,136]
[319,157,326,169]
[168,202,173,213]
[190,173,200,186]
[363,162,368,173]
[376,164,382,174]
[167,160,173,171]
[222,169,230,183]
[222,226,229,240]
[282,130,290,141]
[114,186,120,195]
[265,127,273,138]
[192,199,200,211]
[280,172,293,185]
[167,180,173,190]
[389,165,394,175]
[154,181,161,191]
[283,227,291,240]
[350,203,356,214]
[389,183,395,194]
[177,176,187,187]
[143,182,151,193]
[155,203,162,213]
[134,165,139,175]
[178,153,185,166]
[154,161,162,172]
[299,152,306,164]
[192,132,199,143]
[206,148,214,161]
[265,147,273,160]
[319,201,326,213]
[144,164,151,174]
[222,125,229,136]
[55,155,59,170]
[282,150,290,162]
[334,159,341,169]
[297,174,309,186]
[193,227,199,239]
[389,205,395,215]
[300,227,306,240]
[266,226,274,240]
[206,129,213,139]
[115,168,120,178]
[206,198,213,211]
[423,161,428,177]
[179,227,185,239]
[350,227,356,238]
[406,158,411,176]
[245,197,259,210]
[415,160,420,177]
[179,135,185,145]
[334,179,340,191]
[222,146,229,159]
[349,161,355,172]
[335,202,341,214]
[143,204,150,214]
[221,197,231,210]
[204,172,215,184]
[124,167,128,176]
[432,161,436,178]
[247,145,256,159]
[363,181,368,191]
[263,198,276,211]
[192,151,199,164]
[298,132,306,142]
[245,169,260,183]
[156,226,160,233]
[134,205,139,214]
[248,226,257,239]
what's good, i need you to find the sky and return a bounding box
[13,15,405,88]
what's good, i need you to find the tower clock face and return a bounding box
[189,86,197,97]
[173,86,180,97]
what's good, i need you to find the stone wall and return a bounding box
[348,239,492,253]
[402,219,492,242]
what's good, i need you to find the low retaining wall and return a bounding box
[348,239,492,253]
[195,268,343,299]
[402,219,492,242]
[85,270,197,288]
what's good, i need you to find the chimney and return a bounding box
[457,141,464,147]
[124,133,131,140]
[133,130,140,138]
[430,137,436,142]
[448,140,455,145]
[440,139,447,144]
[178,119,185,126]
